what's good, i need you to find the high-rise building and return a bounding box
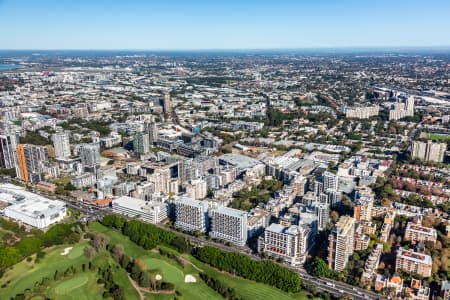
[313,202,329,231]
[174,196,209,233]
[52,131,71,158]
[411,140,446,163]
[210,206,248,246]
[78,143,100,167]
[328,215,355,271]
[133,131,150,154]
[0,134,18,169]
[389,96,414,120]
[163,93,172,115]
[323,171,339,191]
[146,120,159,144]
[16,144,49,184]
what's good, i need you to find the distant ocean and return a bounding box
[0,64,20,70]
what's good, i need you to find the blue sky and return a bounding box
[0,0,449,50]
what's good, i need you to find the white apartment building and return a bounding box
[262,223,314,265]
[174,196,209,233]
[52,131,71,158]
[210,206,248,246]
[389,96,414,120]
[345,105,379,119]
[185,178,208,200]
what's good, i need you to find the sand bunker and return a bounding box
[155,274,162,281]
[184,274,196,283]
[60,247,73,256]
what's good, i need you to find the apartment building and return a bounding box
[15,144,49,184]
[405,222,437,245]
[262,223,315,265]
[328,215,355,271]
[0,134,18,169]
[174,196,209,233]
[345,105,379,119]
[210,206,248,246]
[395,247,432,278]
[411,140,447,163]
[52,131,71,158]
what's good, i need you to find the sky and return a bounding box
[0,0,449,50]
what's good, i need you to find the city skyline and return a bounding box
[1,0,450,50]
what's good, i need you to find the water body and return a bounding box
[0,64,20,70]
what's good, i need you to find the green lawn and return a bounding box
[188,256,310,300]
[112,266,141,300]
[89,223,309,300]
[426,133,450,141]
[141,255,221,300]
[89,222,148,257]
[0,242,89,299]
[47,272,104,300]
[1,222,311,300]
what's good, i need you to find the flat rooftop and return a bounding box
[113,196,166,213]
[397,247,432,266]
[0,183,66,218]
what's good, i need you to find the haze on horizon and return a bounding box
[0,0,449,50]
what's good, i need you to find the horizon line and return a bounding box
[1,45,450,52]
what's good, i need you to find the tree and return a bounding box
[111,244,125,262]
[92,233,110,252]
[330,211,339,223]
[310,257,331,278]
[84,245,95,261]
[381,198,391,207]
[0,247,21,270]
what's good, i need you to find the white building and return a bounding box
[0,184,66,229]
[210,206,248,246]
[389,96,414,120]
[345,105,379,119]
[52,131,71,158]
[185,178,208,200]
[112,196,168,224]
[262,223,315,265]
[174,196,209,233]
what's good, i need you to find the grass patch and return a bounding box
[67,245,85,259]
[187,256,310,300]
[54,274,89,294]
[47,272,104,300]
[0,242,89,299]
[89,222,147,257]
[141,255,221,300]
[426,133,450,141]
